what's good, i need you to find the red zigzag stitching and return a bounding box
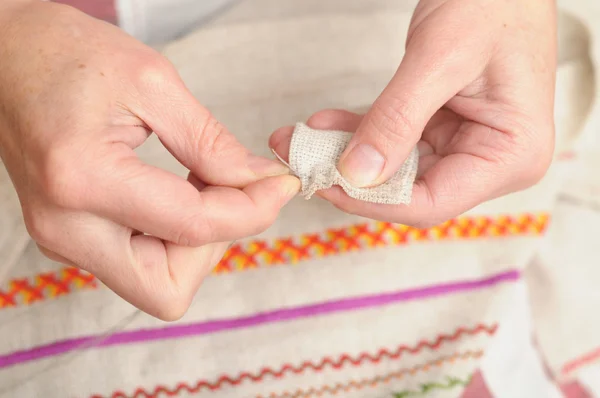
[98,324,497,398]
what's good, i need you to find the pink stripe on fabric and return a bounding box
[563,347,600,375]
[462,371,494,398]
[462,371,592,398]
[0,270,519,370]
[561,381,593,398]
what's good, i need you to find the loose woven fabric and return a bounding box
[289,123,419,205]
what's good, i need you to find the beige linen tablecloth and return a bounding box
[1,1,599,397]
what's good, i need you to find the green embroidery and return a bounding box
[393,375,472,398]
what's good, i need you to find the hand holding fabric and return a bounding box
[0,1,298,320]
[271,0,557,227]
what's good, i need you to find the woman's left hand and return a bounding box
[270,0,557,227]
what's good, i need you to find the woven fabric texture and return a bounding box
[289,123,419,205]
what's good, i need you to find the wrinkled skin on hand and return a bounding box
[0,1,299,320]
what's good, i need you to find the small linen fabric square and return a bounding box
[289,123,419,205]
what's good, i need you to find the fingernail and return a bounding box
[280,176,301,204]
[247,155,290,178]
[339,144,385,187]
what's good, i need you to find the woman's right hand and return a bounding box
[0,1,299,320]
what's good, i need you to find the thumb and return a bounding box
[337,24,488,188]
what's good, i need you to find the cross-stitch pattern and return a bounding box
[0,213,548,309]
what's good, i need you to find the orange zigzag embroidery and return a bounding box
[0,267,97,308]
[94,324,497,398]
[260,351,483,398]
[1,213,548,309]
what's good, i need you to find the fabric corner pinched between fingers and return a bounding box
[287,123,418,205]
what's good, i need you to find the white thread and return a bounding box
[0,309,142,395]
[270,148,293,171]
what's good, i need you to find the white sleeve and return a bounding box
[116,0,237,44]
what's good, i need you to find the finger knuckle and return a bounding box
[521,151,552,187]
[176,208,215,247]
[194,115,234,161]
[368,98,415,148]
[22,206,54,245]
[513,126,554,188]
[152,292,193,322]
[134,53,177,91]
[130,259,195,321]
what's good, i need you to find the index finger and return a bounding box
[84,152,300,247]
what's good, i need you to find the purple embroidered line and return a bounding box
[0,269,519,370]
